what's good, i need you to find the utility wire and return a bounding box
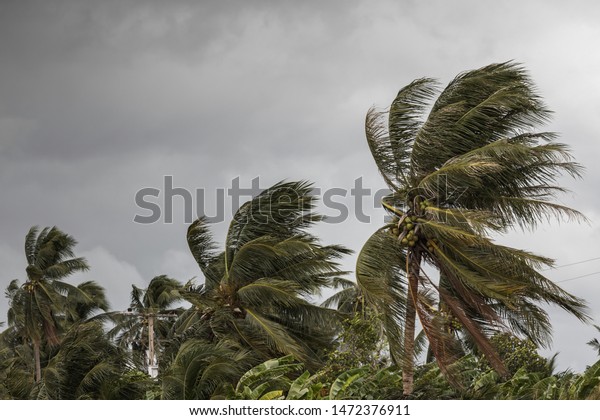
[556,271,600,284]
[542,256,600,271]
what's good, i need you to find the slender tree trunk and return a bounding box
[402,249,421,396]
[147,314,156,377]
[148,315,155,363]
[426,284,447,364]
[33,339,42,383]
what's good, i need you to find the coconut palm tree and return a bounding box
[9,226,90,383]
[108,275,183,373]
[178,180,350,369]
[2,278,114,398]
[357,62,589,395]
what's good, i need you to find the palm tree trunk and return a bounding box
[33,339,42,383]
[148,314,155,375]
[402,249,421,396]
[426,279,448,364]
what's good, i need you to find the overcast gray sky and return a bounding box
[1,0,600,371]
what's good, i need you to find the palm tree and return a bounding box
[2,278,113,398]
[108,275,183,374]
[179,180,350,369]
[9,226,90,383]
[357,62,589,395]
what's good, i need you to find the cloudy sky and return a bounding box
[1,0,600,371]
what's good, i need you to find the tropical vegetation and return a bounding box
[1,62,598,400]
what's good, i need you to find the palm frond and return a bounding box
[143,275,182,310]
[224,180,322,271]
[24,226,39,266]
[187,217,220,287]
[356,229,408,363]
[162,340,254,399]
[411,62,550,176]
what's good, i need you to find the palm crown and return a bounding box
[108,275,183,372]
[179,180,351,367]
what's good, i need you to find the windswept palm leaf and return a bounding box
[42,321,132,400]
[587,325,600,356]
[161,340,254,400]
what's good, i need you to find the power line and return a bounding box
[543,256,600,271]
[556,271,600,284]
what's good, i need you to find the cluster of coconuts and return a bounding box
[401,216,419,248]
[419,199,433,211]
[389,199,438,252]
[439,312,462,331]
[389,215,420,248]
[450,318,462,331]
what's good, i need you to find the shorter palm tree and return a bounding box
[2,278,112,398]
[9,226,91,383]
[178,181,351,369]
[108,275,183,374]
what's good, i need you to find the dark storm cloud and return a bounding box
[1,0,600,371]
[0,0,363,161]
